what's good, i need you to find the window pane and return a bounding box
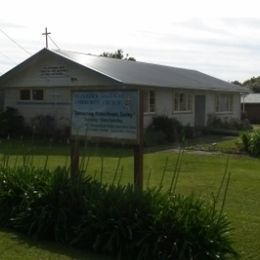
[32,89,44,100]
[149,91,155,112]
[173,92,192,112]
[144,90,155,113]
[20,90,30,100]
[216,95,232,112]
[188,94,192,111]
[144,90,149,112]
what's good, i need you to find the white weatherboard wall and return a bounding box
[144,88,241,128]
[4,85,241,129]
[4,54,117,88]
[4,87,71,127]
[206,92,241,121]
[143,88,195,128]
[2,53,119,127]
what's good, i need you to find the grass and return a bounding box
[0,138,260,259]
[184,135,240,153]
[0,228,111,260]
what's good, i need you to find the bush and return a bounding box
[0,166,237,259]
[31,115,70,140]
[31,115,57,138]
[0,107,26,137]
[240,130,260,156]
[207,115,252,131]
[144,128,167,146]
[145,116,186,146]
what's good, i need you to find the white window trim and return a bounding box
[144,90,156,114]
[173,91,193,114]
[215,94,233,114]
[19,88,45,102]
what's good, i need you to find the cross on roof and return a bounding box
[42,27,51,49]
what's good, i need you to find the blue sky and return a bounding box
[1,0,260,82]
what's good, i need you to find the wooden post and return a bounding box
[70,138,80,178]
[134,89,144,191]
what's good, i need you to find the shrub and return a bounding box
[0,165,237,259]
[240,131,250,152]
[0,166,90,241]
[240,130,260,156]
[0,107,26,137]
[30,115,70,140]
[207,115,251,131]
[144,128,167,145]
[145,116,184,145]
[31,115,57,138]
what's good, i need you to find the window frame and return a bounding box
[215,94,233,113]
[144,90,156,114]
[173,91,193,113]
[32,89,44,101]
[19,89,44,101]
[19,89,31,101]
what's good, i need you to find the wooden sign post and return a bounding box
[134,90,144,191]
[70,138,80,178]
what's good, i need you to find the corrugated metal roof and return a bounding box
[53,49,247,93]
[242,93,260,103]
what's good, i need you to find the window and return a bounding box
[20,89,30,100]
[32,89,44,100]
[173,91,192,112]
[144,90,155,113]
[215,94,233,112]
[19,89,44,101]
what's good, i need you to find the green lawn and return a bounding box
[0,229,111,260]
[0,139,260,259]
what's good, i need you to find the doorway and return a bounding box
[194,95,206,127]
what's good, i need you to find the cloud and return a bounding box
[0,20,25,29]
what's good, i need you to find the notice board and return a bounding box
[71,90,139,143]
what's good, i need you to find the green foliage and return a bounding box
[31,115,56,138]
[145,116,184,145]
[231,80,242,86]
[232,76,260,92]
[144,116,198,146]
[240,130,260,156]
[100,49,136,61]
[0,165,237,260]
[207,115,251,131]
[0,107,26,137]
[0,166,90,241]
[144,128,167,145]
[242,76,260,93]
[31,115,70,140]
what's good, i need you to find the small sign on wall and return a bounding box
[40,65,68,78]
[71,90,139,143]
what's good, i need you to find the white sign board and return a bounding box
[71,90,139,143]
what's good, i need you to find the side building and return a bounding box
[241,93,260,123]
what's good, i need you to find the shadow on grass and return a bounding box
[0,139,132,157]
[0,228,111,260]
[185,135,236,146]
[0,135,239,158]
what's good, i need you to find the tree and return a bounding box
[242,76,260,93]
[231,80,242,86]
[100,49,136,61]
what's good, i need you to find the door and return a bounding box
[194,95,206,127]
